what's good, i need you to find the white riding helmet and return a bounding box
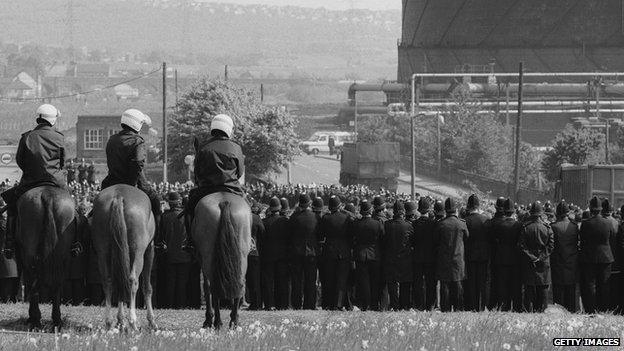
[121,109,152,133]
[210,114,234,138]
[36,104,60,126]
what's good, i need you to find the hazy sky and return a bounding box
[201,0,401,11]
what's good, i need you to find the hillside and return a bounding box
[0,0,400,79]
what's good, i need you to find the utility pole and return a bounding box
[174,69,179,108]
[224,65,229,81]
[162,62,168,183]
[410,76,417,200]
[513,62,524,202]
[260,83,264,103]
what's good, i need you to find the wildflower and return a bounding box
[474,342,479,348]
[503,343,511,350]
[28,338,37,347]
[514,345,522,351]
[419,347,428,351]
[236,326,243,332]
[280,332,286,338]
[361,340,369,349]
[61,333,70,340]
[398,330,406,337]
[282,318,291,325]
[130,347,138,351]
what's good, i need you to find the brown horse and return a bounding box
[91,184,157,331]
[192,192,251,329]
[17,186,75,330]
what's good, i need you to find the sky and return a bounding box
[199,0,401,11]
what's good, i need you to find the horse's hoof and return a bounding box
[229,321,238,329]
[148,322,159,331]
[214,322,222,331]
[105,321,113,330]
[202,321,212,329]
[29,323,43,332]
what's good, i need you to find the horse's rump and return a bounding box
[193,193,251,300]
[91,184,155,304]
[17,186,75,286]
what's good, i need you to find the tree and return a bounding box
[168,78,299,180]
[542,124,605,181]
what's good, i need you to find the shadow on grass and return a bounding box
[0,317,93,333]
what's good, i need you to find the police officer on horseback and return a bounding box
[101,109,162,222]
[2,104,66,258]
[183,114,245,250]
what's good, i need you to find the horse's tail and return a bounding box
[214,201,243,300]
[41,195,60,284]
[109,195,131,304]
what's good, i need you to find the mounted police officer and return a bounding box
[2,104,66,258]
[101,109,162,223]
[183,114,245,250]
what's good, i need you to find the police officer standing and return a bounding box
[259,197,290,310]
[412,198,437,310]
[463,194,489,311]
[318,196,351,310]
[351,200,383,311]
[436,198,468,312]
[580,196,616,313]
[550,201,579,312]
[247,201,265,310]
[382,200,413,310]
[489,198,522,312]
[518,201,554,313]
[159,191,193,309]
[289,194,319,310]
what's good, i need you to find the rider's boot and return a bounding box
[3,214,16,259]
[182,213,195,252]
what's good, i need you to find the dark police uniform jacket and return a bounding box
[412,215,437,264]
[288,209,319,257]
[435,215,469,281]
[193,135,244,195]
[580,214,615,264]
[350,216,384,262]
[250,213,265,257]
[518,215,554,286]
[319,211,351,261]
[382,217,414,282]
[159,206,192,264]
[2,124,66,205]
[550,217,579,285]
[102,129,149,188]
[464,211,489,262]
[260,213,289,262]
[488,215,521,266]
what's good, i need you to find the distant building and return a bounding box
[75,114,158,161]
[0,72,38,99]
[73,63,110,78]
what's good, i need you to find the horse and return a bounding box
[90,184,157,331]
[192,192,251,329]
[17,186,76,330]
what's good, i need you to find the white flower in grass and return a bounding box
[130,347,138,351]
[361,340,369,349]
[397,330,405,337]
[514,345,522,351]
[280,332,286,338]
[61,333,70,339]
[282,318,291,325]
[503,343,511,350]
[419,347,427,351]
[28,337,37,346]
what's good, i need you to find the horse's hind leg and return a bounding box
[27,273,42,330]
[202,276,213,329]
[51,285,62,329]
[99,255,114,329]
[128,269,140,331]
[229,297,240,329]
[141,243,158,330]
[117,301,126,330]
[212,290,222,330]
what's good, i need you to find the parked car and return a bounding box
[300,131,354,156]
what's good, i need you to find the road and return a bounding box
[271,154,469,199]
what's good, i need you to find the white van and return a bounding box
[300,131,354,155]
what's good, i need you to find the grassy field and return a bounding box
[0,303,622,350]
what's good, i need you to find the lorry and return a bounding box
[557,164,624,208]
[339,142,400,192]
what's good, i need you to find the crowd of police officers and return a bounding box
[1,185,623,314]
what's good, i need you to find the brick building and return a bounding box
[75,115,158,162]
